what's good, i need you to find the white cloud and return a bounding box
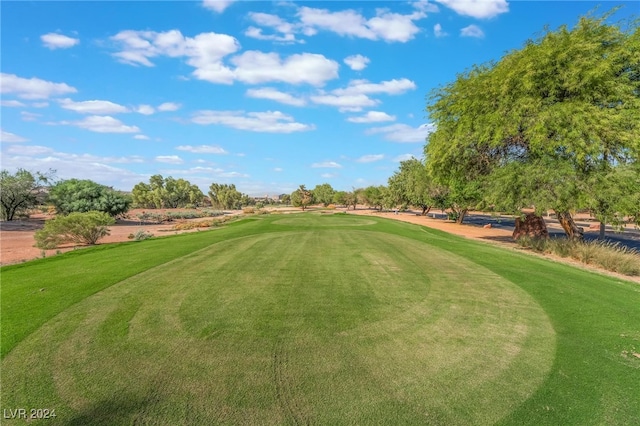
[245,27,301,44]
[311,78,415,112]
[219,171,249,178]
[311,161,342,168]
[310,93,378,111]
[157,102,181,111]
[32,102,49,108]
[134,134,150,140]
[59,98,129,114]
[274,167,283,172]
[41,33,80,49]
[298,6,426,43]
[136,104,155,115]
[231,51,338,86]
[1,100,26,107]
[245,12,302,43]
[461,24,485,38]
[65,115,141,133]
[356,154,384,163]
[413,0,440,13]
[347,111,396,123]
[392,154,416,162]
[110,30,239,81]
[21,111,41,122]
[110,30,338,86]
[176,145,228,154]
[202,0,235,13]
[434,23,448,37]
[435,0,508,19]
[155,155,184,164]
[366,123,435,143]
[1,129,28,143]
[192,110,314,133]
[5,145,52,155]
[246,87,306,106]
[0,73,77,99]
[335,78,417,96]
[321,173,337,178]
[344,54,370,71]
[1,148,146,190]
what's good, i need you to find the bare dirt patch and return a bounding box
[0,209,242,266]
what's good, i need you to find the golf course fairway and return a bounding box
[1,213,638,425]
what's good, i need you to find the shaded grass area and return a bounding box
[1,213,639,424]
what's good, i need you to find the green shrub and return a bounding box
[34,211,115,249]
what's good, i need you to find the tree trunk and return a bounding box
[421,205,431,216]
[556,211,584,239]
[456,209,468,224]
[599,222,606,240]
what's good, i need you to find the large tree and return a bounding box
[0,169,52,221]
[426,11,639,236]
[312,183,335,207]
[209,183,243,210]
[388,158,447,215]
[132,175,204,208]
[291,185,313,211]
[49,179,131,216]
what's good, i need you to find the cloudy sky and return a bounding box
[1,1,634,195]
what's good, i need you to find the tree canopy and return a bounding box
[132,175,204,209]
[388,158,447,215]
[425,11,639,234]
[312,183,335,207]
[291,185,313,210]
[49,179,131,217]
[0,169,52,221]
[209,183,243,210]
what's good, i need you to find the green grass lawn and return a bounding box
[1,213,638,424]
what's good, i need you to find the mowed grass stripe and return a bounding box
[1,228,554,425]
[0,218,269,357]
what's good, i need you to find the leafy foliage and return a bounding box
[50,179,131,217]
[312,183,335,207]
[132,175,204,209]
[426,11,640,233]
[291,185,313,210]
[34,211,115,249]
[209,183,244,209]
[388,158,448,215]
[0,169,52,221]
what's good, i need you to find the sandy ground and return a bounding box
[0,209,243,265]
[1,207,638,283]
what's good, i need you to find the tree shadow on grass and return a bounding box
[63,393,158,426]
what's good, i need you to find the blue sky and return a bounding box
[1,1,636,196]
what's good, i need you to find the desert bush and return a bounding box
[173,220,217,230]
[515,236,548,252]
[517,235,640,276]
[34,211,115,249]
[243,207,255,214]
[545,238,574,258]
[200,209,224,217]
[133,229,154,241]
